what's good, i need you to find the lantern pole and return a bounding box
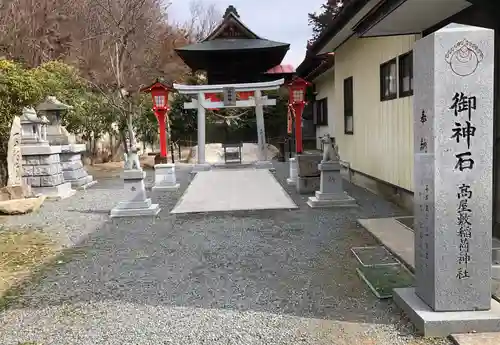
[292,102,305,154]
[141,79,180,192]
[141,79,172,163]
[156,108,168,159]
[288,78,311,155]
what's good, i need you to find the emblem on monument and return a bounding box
[445,39,484,77]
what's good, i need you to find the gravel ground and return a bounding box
[0,162,451,345]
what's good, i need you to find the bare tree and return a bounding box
[0,0,74,66]
[79,0,179,152]
[182,0,221,42]
[0,0,197,156]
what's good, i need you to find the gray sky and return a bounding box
[168,0,326,68]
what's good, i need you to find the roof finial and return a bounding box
[223,5,239,18]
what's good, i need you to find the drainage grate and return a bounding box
[351,245,414,299]
[356,265,414,299]
[351,246,400,267]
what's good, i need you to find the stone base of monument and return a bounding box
[393,287,500,337]
[60,144,97,190]
[32,182,76,200]
[287,158,297,186]
[152,164,179,191]
[307,191,357,208]
[21,144,76,200]
[110,169,160,218]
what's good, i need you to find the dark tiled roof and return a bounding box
[176,38,289,52]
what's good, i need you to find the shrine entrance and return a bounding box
[173,79,284,172]
[170,5,295,213]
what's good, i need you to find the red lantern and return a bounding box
[141,80,172,158]
[287,77,311,154]
[287,77,310,104]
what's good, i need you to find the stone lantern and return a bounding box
[36,96,74,145]
[20,107,50,145]
[19,107,76,200]
[36,96,97,190]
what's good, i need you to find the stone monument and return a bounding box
[20,107,75,200]
[36,96,96,190]
[0,116,46,215]
[393,23,500,337]
[307,134,356,208]
[7,116,23,187]
[110,142,160,218]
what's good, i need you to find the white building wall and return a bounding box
[331,34,419,191]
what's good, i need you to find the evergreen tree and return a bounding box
[308,1,344,43]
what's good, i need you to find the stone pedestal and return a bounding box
[60,144,96,190]
[21,145,75,200]
[110,169,160,218]
[393,23,500,337]
[286,157,298,185]
[307,161,356,208]
[153,164,179,191]
[296,153,321,194]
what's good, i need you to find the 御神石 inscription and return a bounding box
[450,92,477,171]
[457,183,472,280]
[450,92,476,120]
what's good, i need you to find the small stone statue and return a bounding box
[124,146,141,170]
[320,134,340,162]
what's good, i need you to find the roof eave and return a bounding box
[296,51,333,79]
[308,0,374,54]
[175,41,290,52]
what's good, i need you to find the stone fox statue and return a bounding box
[123,147,141,170]
[320,134,340,162]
